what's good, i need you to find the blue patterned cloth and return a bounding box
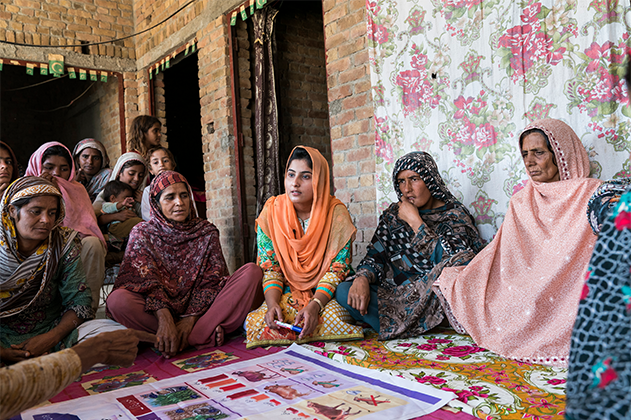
[586,178,631,234]
[566,189,631,419]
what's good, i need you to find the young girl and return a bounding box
[128,115,162,157]
[142,146,176,221]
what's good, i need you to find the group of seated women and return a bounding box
[0,112,628,418]
[0,115,265,362]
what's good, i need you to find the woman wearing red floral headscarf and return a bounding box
[107,171,262,357]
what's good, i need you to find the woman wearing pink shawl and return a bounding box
[25,142,107,311]
[437,118,602,367]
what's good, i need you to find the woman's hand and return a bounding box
[348,276,371,316]
[12,331,59,358]
[155,309,179,358]
[294,301,320,339]
[0,346,30,363]
[175,316,198,352]
[134,189,143,203]
[115,209,137,222]
[75,169,86,184]
[39,172,59,188]
[264,303,284,329]
[0,183,9,197]
[398,200,424,232]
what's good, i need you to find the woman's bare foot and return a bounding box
[215,325,224,347]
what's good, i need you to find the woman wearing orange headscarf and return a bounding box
[245,147,363,348]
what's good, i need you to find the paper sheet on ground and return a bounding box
[19,343,454,420]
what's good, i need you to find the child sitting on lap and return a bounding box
[101,180,143,247]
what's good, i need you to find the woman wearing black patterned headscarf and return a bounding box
[335,151,483,340]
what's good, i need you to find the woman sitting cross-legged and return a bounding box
[1,177,96,363]
[245,146,363,348]
[437,118,603,366]
[107,171,263,358]
[336,151,483,340]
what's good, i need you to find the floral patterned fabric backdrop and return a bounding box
[367,0,631,241]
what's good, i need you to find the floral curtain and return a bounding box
[367,0,631,241]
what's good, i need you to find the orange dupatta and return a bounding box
[256,146,356,307]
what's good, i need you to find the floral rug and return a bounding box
[301,328,567,420]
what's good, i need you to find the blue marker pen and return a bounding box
[276,321,303,333]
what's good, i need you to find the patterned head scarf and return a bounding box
[392,151,457,204]
[0,176,74,318]
[114,171,225,318]
[72,138,111,169]
[150,170,198,227]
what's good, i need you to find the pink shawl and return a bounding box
[438,118,602,367]
[25,142,105,247]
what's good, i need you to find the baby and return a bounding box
[101,180,143,243]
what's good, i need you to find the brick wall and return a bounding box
[99,75,122,163]
[323,0,376,262]
[275,1,332,168]
[127,1,244,270]
[133,0,203,63]
[2,0,377,269]
[234,18,257,255]
[0,0,137,167]
[196,15,242,271]
[0,0,134,58]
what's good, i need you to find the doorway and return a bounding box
[161,53,206,219]
[0,63,117,171]
[233,0,331,258]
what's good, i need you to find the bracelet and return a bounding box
[310,297,324,312]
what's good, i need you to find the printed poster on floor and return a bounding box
[19,344,455,420]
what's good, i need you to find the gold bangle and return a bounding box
[311,297,324,312]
